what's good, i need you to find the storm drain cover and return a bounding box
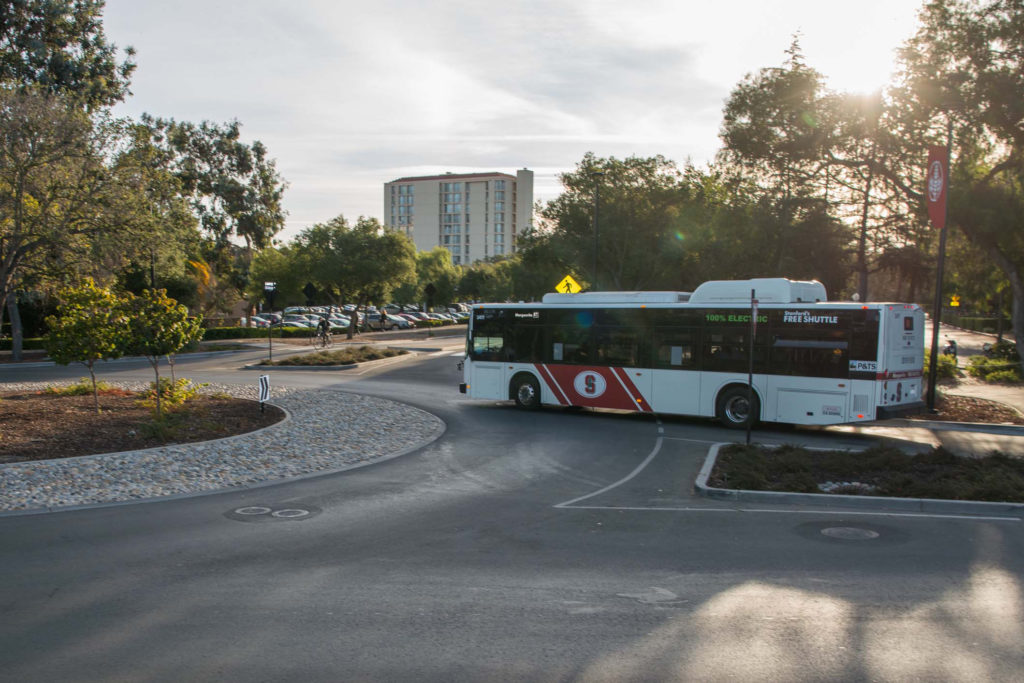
[225,504,321,522]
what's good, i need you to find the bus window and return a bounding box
[653,328,697,369]
[850,311,879,363]
[548,325,591,364]
[594,326,642,366]
[771,336,848,378]
[506,325,542,362]
[703,331,749,372]
[471,310,506,361]
[472,334,504,360]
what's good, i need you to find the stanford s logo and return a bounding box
[573,370,607,398]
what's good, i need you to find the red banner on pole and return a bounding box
[927,145,948,230]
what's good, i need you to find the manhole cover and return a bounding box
[794,520,909,545]
[272,508,311,519]
[225,504,321,522]
[821,526,880,540]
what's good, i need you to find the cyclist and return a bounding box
[316,315,331,346]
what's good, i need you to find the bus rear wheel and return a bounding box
[716,386,759,429]
[512,375,541,410]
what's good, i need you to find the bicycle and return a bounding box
[309,328,333,349]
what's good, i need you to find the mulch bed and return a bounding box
[907,393,1024,425]
[0,389,284,463]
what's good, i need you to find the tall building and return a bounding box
[383,169,534,265]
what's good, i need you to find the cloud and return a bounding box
[103,0,923,240]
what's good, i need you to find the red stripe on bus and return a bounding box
[534,364,569,405]
[610,367,652,413]
[877,371,923,380]
[542,365,641,411]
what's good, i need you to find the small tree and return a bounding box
[44,279,128,413]
[122,289,203,416]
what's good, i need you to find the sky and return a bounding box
[102,0,925,243]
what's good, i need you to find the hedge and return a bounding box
[0,337,47,350]
[946,315,1012,334]
[201,326,312,340]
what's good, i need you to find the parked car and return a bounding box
[366,312,398,331]
[281,315,313,328]
[387,314,411,329]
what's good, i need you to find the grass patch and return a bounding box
[710,443,1024,502]
[43,378,127,396]
[261,345,408,366]
[924,349,960,380]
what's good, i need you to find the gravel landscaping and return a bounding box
[0,381,444,513]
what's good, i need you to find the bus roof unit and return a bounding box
[540,291,691,304]
[689,278,827,304]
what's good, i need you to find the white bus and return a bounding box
[459,278,925,428]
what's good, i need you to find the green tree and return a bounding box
[0,89,151,360]
[460,257,515,302]
[887,0,1024,368]
[719,37,831,205]
[139,116,287,251]
[291,215,416,309]
[121,288,203,416]
[415,247,459,308]
[0,0,136,108]
[44,277,127,412]
[510,232,576,301]
[247,245,303,310]
[538,153,689,290]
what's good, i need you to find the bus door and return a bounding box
[467,310,509,400]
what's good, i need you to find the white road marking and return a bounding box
[554,437,664,508]
[559,505,1020,522]
[554,431,1021,523]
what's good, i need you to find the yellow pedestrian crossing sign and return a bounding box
[556,275,582,294]
[950,294,961,307]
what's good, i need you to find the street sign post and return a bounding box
[264,282,277,362]
[258,375,270,414]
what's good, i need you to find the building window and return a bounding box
[495,202,504,211]
[495,180,505,190]
[495,190,505,200]
[494,223,503,233]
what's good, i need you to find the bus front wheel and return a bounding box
[716,386,759,429]
[512,375,541,410]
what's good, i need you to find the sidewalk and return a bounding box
[925,320,1024,415]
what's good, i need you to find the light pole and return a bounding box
[590,171,605,290]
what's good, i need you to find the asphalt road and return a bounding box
[2,345,1023,681]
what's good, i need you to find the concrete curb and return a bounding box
[880,419,1024,436]
[694,442,1024,518]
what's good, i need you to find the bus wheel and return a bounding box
[512,375,541,410]
[716,386,759,429]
